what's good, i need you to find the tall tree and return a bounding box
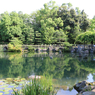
[57,3,90,43]
[80,10,90,32]
[30,1,64,44]
[0,11,23,42]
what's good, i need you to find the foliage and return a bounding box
[10,38,22,46]
[0,11,23,42]
[57,3,90,43]
[63,42,72,52]
[0,1,91,44]
[8,38,22,52]
[63,42,72,47]
[8,43,22,52]
[89,19,95,31]
[27,46,35,52]
[75,31,95,44]
[13,76,54,95]
[52,30,67,44]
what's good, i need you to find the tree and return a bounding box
[0,11,23,42]
[57,4,90,43]
[75,7,81,15]
[89,19,95,31]
[80,10,90,32]
[34,31,42,44]
[53,30,67,44]
[75,31,95,49]
[30,1,63,44]
[40,17,63,44]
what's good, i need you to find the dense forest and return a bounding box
[0,1,94,45]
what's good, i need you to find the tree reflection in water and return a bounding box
[0,52,95,88]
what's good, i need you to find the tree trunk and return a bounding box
[91,40,93,50]
[84,41,85,50]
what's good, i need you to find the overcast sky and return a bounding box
[0,0,94,19]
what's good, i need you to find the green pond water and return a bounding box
[0,52,95,95]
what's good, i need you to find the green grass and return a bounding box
[12,76,55,95]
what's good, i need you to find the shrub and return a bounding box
[8,38,22,52]
[8,43,22,52]
[10,38,22,47]
[63,42,72,52]
[63,42,72,47]
[27,46,34,52]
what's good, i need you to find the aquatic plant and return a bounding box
[13,76,55,95]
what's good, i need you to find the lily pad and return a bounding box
[6,78,13,81]
[0,93,3,95]
[1,85,8,88]
[13,85,19,88]
[0,82,3,85]
[21,78,26,81]
[10,83,16,86]
[0,89,4,91]
[4,91,9,94]
[5,88,12,90]
[19,81,25,84]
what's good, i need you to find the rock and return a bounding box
[74,48,78,53]
[74,81,95,95]
[77,93,82,95]
[52,47,59,52]
[25,47,28,50]
[59,47,64,52]
[90,49,93,53]
[3,46,8,51]
[40,49,47,52]
[59,49,62,53]
[82,91,95,95]
[74,81,87,92]
[78,46,82,53]
[29,75,41,79]
[50,56,53,59]
[35,48,41,52]
[84,50,89,54]
[77,52,82,57]
[71,48,75,53]
[82,86,95,92]
[87,82,94,86]
[83,54,88,59]
[47,46,53,51]
[92,89,95,92]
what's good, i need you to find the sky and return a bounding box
[0,0,94,19]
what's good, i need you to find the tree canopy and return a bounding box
[0,1,91,45]
[75,31,95,46]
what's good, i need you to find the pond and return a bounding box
[0,52,95,95]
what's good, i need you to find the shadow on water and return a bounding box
[0,52,95,94]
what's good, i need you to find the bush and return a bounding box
[63,42,72,52]
[10,38,22,47]
[27,46,34,52]
[64,47,71,52]
[63,42,72,47]
[8,43,22,52]
[8,38,22,52]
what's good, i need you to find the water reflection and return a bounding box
[0,52,95,94]
[57,88,77,95]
